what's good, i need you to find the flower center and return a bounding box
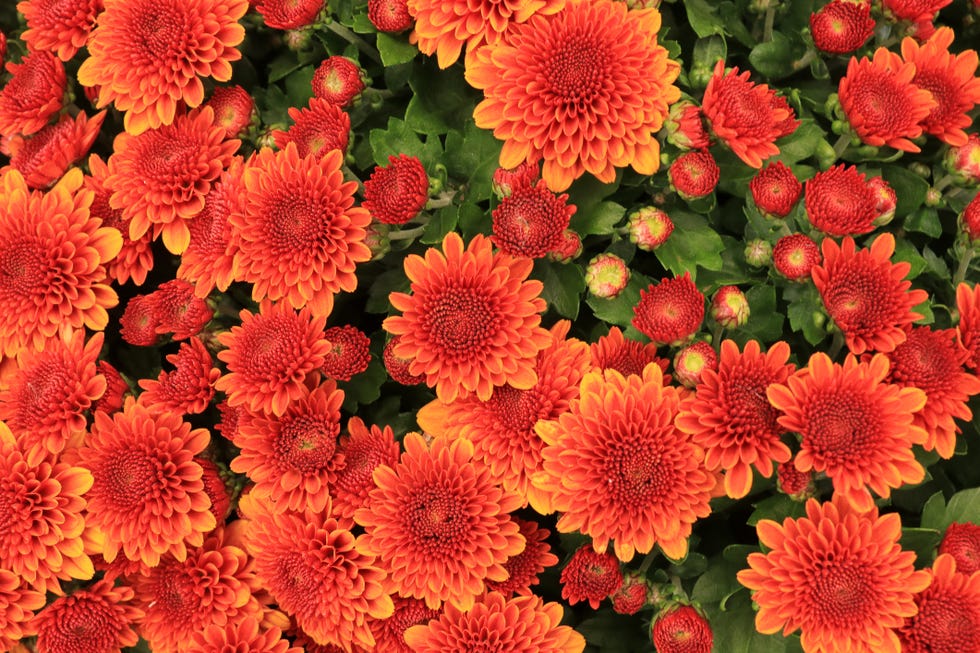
[486,385,542,432]
[424,286,499,357]
[267,191,325,252]
[132,2,187,62]
[808,557,875,627]
[605,440,668,506]
[407,485,468,552]
[0,239,49,297]
[803,390,878,465]
[103,449,161,510]
[42,599,122,652]
[275,414,339,473]
[545,35,607,109]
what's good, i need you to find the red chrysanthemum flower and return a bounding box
[809,0,875,55]
[17,0,102,61]
[364,597,439,653]
[119,294,162,347]
[883,0,951,22]
[0,330,105,464]
[672,341,717,389]
[77,0,248,134]
[486,517,558,598]
[467,0,680,191]
[0,426,95,594]
[651,605,713,653]
[940,523,980,575]
[665,100,711,151]
[901,27,980,147]
[205,85,256,139]
[355,433,526,610]
[404,591,585,652]
[189,617,300,653]
[957,282,980,371]
[899,553,980,652]
[383,335,425,385]
[384,232,552,402]
[0,51,66,138]
[750,161,802,218]
[215,302,331,416]
[590,325,668,379]
[738,497,931,652]
[230,379,344,514]
[232,142,370,317]
[776,459,814,500]
[701,60,799,168]
[611,574,650,616]
[106,107,238,254]
[93,360,129,415]
[271,98,350,159]
[668,149,720,200]
[886,326,980,458]
[533,364,716,561]
[491,179,576,258]
[676,339,795,500]
[321,325,371,381]
[768,352,927,512]
[363,153,429,226]
[631,272,705,347]
[0,570,45,652]
[196,457,231,523]
[804,164,879,236]
[3,109,105,190]
[150,279,214,340]
[962,192,980,242]
[31,579,142,653]
[241,495,394,650]
[0,168,121,358]
[312,56,364,107]
[331,417,400,524]
[560,546,622,609]
[85,154,154,286]
[75,397,216,566]
[368,0,413,32]
[773,233,821,281]
[138,337,219,415]
[839,47,937,152]
[812,233,928,354]
[256,0,324,29]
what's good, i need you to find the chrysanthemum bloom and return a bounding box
[672,341,717,389]
[492,180,576,258]
[0,168,120,358]
[196,457,231,522]
[668,149,720,200]
[232,143,370,317]
[312,56,364,107]
[486,517,558,598]
[0,51,66,138]
[701,61,799,168]
[0,570,45,651]
[331,417,400,524]
[768,352,927,512]
[631,272,705,347]
[939,522,980,575]
[382,335,425,386]
[76,397,215,566]
[368,596,440,652]
[773,233,821,281]
[900,27,980,147]
[271,98,350,159]
[611,574,650,616]
[957,282,980,371]
[899,553,980,652]
[591,325,667,379]
[384,232,552,402]
[628,206,674,251]
[549,228,582,262]
[776,459,814,500]
[106,107,238,254]
[665,100,711,151]
[150,279,214,339]
[886,327,980,458]
[534,364,716,561]
[675,339,794,499]
[77,0,248,134]
[256,0,324,29]
[416,320,591,508]
[216,302,331,416]
[189,617,300,653]
[750,161,802,219]
[809,0,875,55]
[804,164,878,236]
[883,0,951,22]
[368,0,413,32]
[586,253,630,298]
[205,85,256,139]
[17,0,102,61]
[322,325,371,381]
[0,330,106,463]
[355,433,525,610]
[560,546,622,609]
[467,0,680,191]
[242,495,394,650]
[119,294,162,347]
[32,579,142,653]
[138,337,219,415]
[3,109,106,190]
[85,154,153,286]
[93,360,129,415]
[839,47,937,152]
[230,379,344,514]
[738,497,931,652]
[363,154,429,226]
[651,605,713,653]
[0,426,95,594]
[812,233,927,354]
[403,591,586,653]
[710,286,750,329]
[492,161,540,198]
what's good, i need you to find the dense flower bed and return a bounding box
[1,0,980,651]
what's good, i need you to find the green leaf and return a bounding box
[406,61,476,134]
[339,359,388,412]
[748,494,807,527]
[366,267,410,314]
[457,201,488,239]
[421,205,458,244]
[692,545,755,608]
[368,117,444,170]
[900,527,942,564]
[443,119,504,204]
[882,165,930,219]
[733,285,784,345]
[283,66,315,106]
[670,552,709,579]
[749,32,804,79]
[571,201,626,237]
[586,273,651,329]
[534,259,586,319]
[941,488,980,528]
[777,120,827,164]
[692,35,727,73]
[577,611,652,653]
[920,492,946,531]
[709,604,787,653]
[785,284,827,346]
[654,210,725,280]
[376,32,418,66]
[904,207,943,238]
[684,0,724,37]
[892,236,928,279]
[267,51,302,83]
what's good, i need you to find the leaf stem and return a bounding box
[827,328,845,360]
[954,248,975,287]
[322,21,382,65]
[388,225,427,241]
[763,6,776,43]
[832,132,852,161]
[637,550,659,575]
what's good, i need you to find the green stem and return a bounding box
[637,550,659,576]
[323,21,382,65]
[827,328,845,360]
[388,225,427,241]
[954,249,975,287]
[763,6,776,42]
[832,132,851,161]
[791,49,817,72]
[933,173,956,193]
[426,191,457,210]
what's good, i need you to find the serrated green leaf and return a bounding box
[339,359,389,412]
[376,32,417,66]
[785,283,827,346]
[421,205,458,244]
[749,32,802,79]
[777,120,827,164]
[443,119,503,204]
[586,273,650,328]
[748,494,808,527]
[732,284,784,345]
[366,267,410,314]
[534,259,586,319]
[708,604,787,653]
[284,66,315,106]
[406,61,475,134]
[457,201,487,239]
[571,201,626,237]
[892,236,928,279]
[900,527,942,564]
[684,0,724,37]
[904,207,943,238]
[654,211,724,280]
[882,165,930,219]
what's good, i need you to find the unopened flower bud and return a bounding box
[925,187,943,207]
[960,193,980,243]
[629,207,674,251]
[612,573,651,615]
[868,175,897,226]
[548,229,583,263]
[284,27,313,51]
[773,233,821,281]
[586,253,630,299]
[665,101,710,151]
[744,239,773,267]
[651,604,714,653]
[750,161,802,219]
[777,460,815,501]
[491,161,539,198]
[710,286,750,328]
[669,150,719,201]
[312,56,366,107]
[672,341,717,388]
[364,222,391,260]
[945,133,980,187]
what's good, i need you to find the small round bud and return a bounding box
[944,133,980,186]
[672,341,717,388]
[284,27,313,51]
[669,150,720,200]
[776,460,815,501]
[629,207,674,251]
[612,573,651,616]
[750,161,802,219]
[744,239,773,268]
[548,229,583,263]
[925,187,944,207]
[665,101,710,151]
[312,56,366,107]
[586,253,631,299]
[710,286,750,329]
[908,161,931,178]
[960,192,980,243]
[868,175,897,226]
[773,233,821,281]
[368,0,413,32]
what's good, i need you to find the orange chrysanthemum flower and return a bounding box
[75,397,215,566]
[271,98,350,160]
[17,0,102,62]
[651,604,714,653]
[0,168,121,358]
[355,433,526,610]
[590,325,668,379]
[416,320,591,508]
[738,497,931,653]
[466,0,680,191]
[137,336,220,415]
[487,517,558,597]
[899,554,980,652]
[383,232,552,402]
[957,282,980,372]
[491,180,576,258]
[0,330,106,464]
[812,233,928,354]
[77,0,248,134]
[887,326,980,458]
[230,379,344,514]
[0,51,66,137]
[0,425,95,594]
[701,61,799,168]
[369,596,441,653]
[151,278,214,340]
[232,142,370,317]
[105,107,238,254]
[675,339,795,500]
[3,109,105,190]
[189,617,301,653]
[533,364,716,562]
[768,352,927,512]
[403,591,586,653]
[31,579,142,653]
[241,495,394,650]
[838,47,937,152]
[322,325,371,381]
[560,545,622,609]
[331,417,400,524]
[0,570,45,652]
